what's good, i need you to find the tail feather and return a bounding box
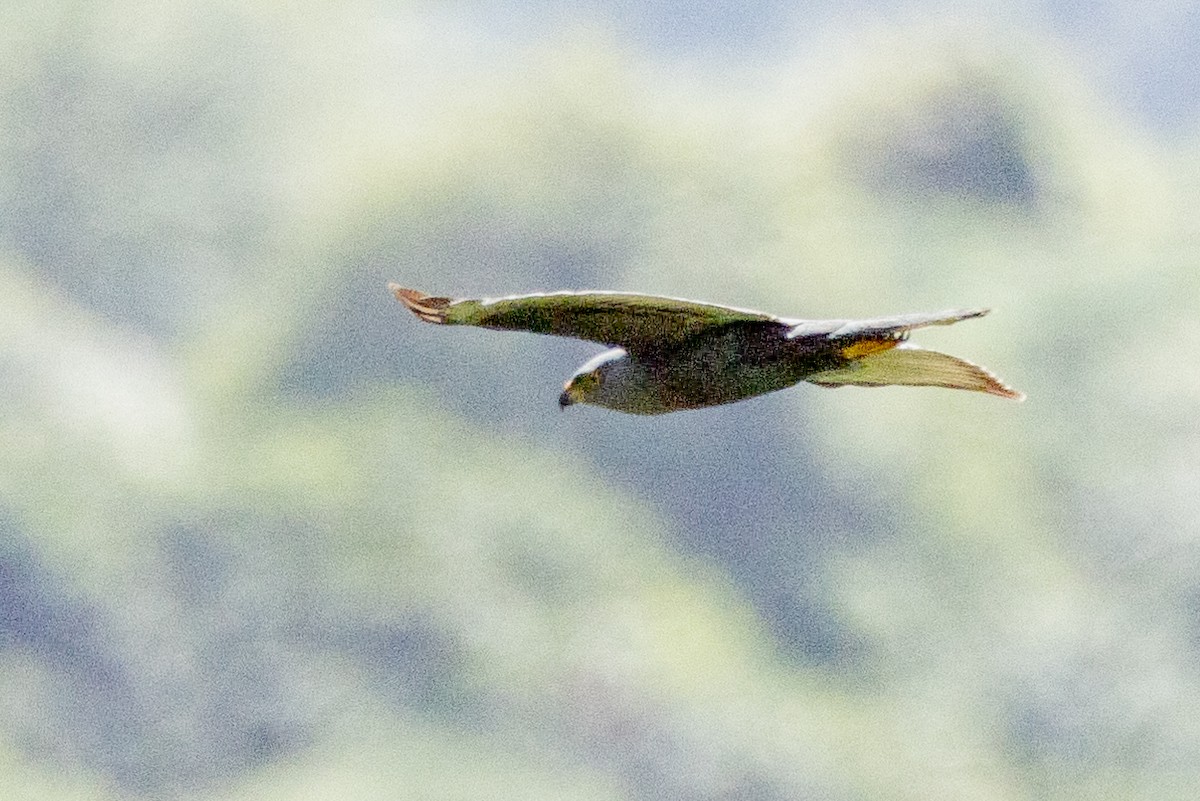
[808,343,1024,400]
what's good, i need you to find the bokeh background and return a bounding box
[3,1,1200,799]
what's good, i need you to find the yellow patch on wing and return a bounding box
[839,338,900,360]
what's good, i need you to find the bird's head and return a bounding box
[559,372,596,409]
[559,348,670,414]
[559,348,629,411]
[559,365,606,410]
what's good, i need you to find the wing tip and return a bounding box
[943,310,1026,400]
[971,355,1025,402]
[986,380,1026,402]
[389,284,452,324]
[939,307,991,325]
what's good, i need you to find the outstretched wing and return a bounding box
[786,308,990,341]
[390,285,782,351]
[807,343,1024,400]
[789,308,1023,400]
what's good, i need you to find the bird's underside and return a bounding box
[390,284,1024,413]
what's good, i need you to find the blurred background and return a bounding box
[2,1,1199,799]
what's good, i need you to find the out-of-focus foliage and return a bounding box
[2,2,1199,800]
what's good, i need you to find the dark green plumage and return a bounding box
[391,285,1023,414]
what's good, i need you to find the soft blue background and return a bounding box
[3,2,1199,798]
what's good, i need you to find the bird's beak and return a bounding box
[558,389,575,410]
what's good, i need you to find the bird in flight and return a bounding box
[390,284,1023,414]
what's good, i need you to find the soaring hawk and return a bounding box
[390,284,1023,414]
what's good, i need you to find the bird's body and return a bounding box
[390,285,1023,414]
[576,324,841,414]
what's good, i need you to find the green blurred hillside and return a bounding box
[2,4,1199,800]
